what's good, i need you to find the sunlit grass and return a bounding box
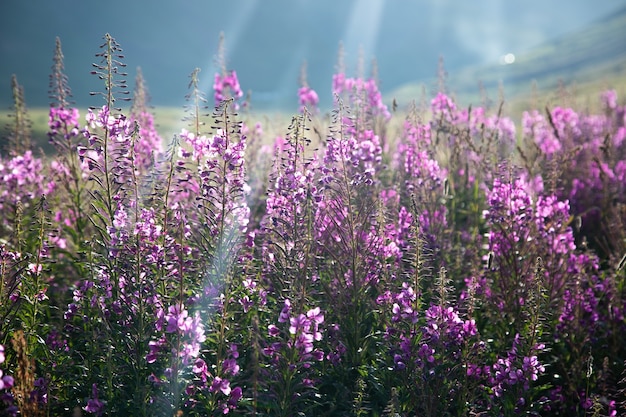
[3,68,625,157]
[0,106,304,155]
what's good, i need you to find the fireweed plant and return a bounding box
[0,33,625,417]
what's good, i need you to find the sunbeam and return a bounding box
[341,0,385,74]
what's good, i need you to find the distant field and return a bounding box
[0,106,303,155]
[2,70,624,157]
[388,65,626,120]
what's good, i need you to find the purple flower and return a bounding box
[210,377,231,396]
[601,89,618,111]
[268,324,280,337]
[225,386,243,412]
[295,332,315,354]
[32,377,48,404]
[278,299,291,323]
[522,355,545,381]
[0,372,14,390]
[83,384,105,416]
[214,70,244,109]
[418,343,435,363]
[332,74,390,120]
[393,354,406,370]
[289,314,308,335]
[228,344,239,359]
[311,349,324,361]
[165,304,190,333]
[223,358,240,376]
[129,110,163,172]
[192,358,207,375]
[0,348,14,391]
[298,86,319,113]
[48,106,81,138]
[222,346,240,376]
[0,150,49,211]
[239,295,253,313]
[146,340,162,364]
[431,92,457,123]
[192,358,210,382]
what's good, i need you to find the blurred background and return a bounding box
[1,0,625,112]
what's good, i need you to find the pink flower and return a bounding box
[298,86,319,113]
[210,377,231,396]
[268,324,280,337]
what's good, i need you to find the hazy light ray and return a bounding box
[163,3,257,405]
[167,0,259,139]
[276,42,308,109]
[342,0,385,74]
[198,0,259,95]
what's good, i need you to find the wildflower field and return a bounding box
[1,34,625,416]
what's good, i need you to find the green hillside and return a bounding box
[389,6,626,113]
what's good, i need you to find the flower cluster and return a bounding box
[85,105,133,145]
[556,272,604,336]
[431,92,458,124]
[298,86,319,113]
[360,204,410,285]
[380,286,478,368]
[523,110,561,156]
[48,106,82,143]
[178,125,250,238]
[332,72,391,120]
[83,105,135,191]
[213,70,244,109]
[398,137,445,191]
[458,105,517,157]
[129,110,163,173]
[321,127,383,187]
[184,323,244,414]
[486,335,546,400]
[149,304,206,365]
[378,282,418,325]
[253,300,326,413]
[266,300,325,362]
[0,150,51,212]
[482,175,583,309]
[262,130,321,275]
